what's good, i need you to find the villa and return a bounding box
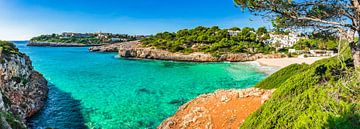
[228,30,241,36]
[267,32,301,48]
[289,49,336,57]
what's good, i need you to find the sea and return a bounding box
[14,41,269,129]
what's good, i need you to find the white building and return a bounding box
[228,30,241,36]
[61,32,91,38]
[289,49,336,57]
[266,32,301,48]
[309,50,336,57]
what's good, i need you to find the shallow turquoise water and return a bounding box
[14,41,267,129]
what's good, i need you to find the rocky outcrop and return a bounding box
[158,88,275,129]
[90,41,285,62]
[0,49,48,128]
[27,41,101,47]
[89,41,141,52]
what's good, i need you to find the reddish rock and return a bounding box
[158,88,275,129]
[0,51,48,128]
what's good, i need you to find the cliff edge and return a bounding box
[90,41,285,62]
[0,41,48,128]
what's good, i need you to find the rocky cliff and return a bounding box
[158,88,275,129]
[89,41,140,52]
[0,43,48,128]
[90,41,285,62]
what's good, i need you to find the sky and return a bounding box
[0,0,271,40]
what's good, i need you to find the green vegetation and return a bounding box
[140,26,274,55]
[255,63,309,89]
[0,41,19,55]
[271,17,290,35]
[293,33,339,51]
[30,33,139,45]
[293,38,338,51]
[241,43,359,128]
[0,111,25,129]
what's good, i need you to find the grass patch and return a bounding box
[255,63,309,89]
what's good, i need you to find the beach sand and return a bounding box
[257,57,330,68]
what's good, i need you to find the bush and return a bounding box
[140,26,273,54]
[0,112,25,129]
[0,41,19,55]
[255,63,309,89]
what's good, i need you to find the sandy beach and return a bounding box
[257,57,330,68]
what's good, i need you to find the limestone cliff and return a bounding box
[90,41,285,62]
[89,41,139,52]
[0,43,48,128]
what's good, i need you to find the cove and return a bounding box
[14,41,267,129]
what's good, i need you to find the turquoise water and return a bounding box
[14,41,267,129]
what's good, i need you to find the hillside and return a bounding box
[29,33,142,46]
[241,43,359,128]
[141,26,274,56]
[157,42,359,129]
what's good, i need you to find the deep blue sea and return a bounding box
[14,41,268,129]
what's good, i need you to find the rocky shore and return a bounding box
[89,41,141,52]
[0,49,48,128]
[158,88,275,129]
[28,41,102,47]
[90,41,285,62]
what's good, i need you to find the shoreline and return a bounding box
[91,41,329,72]
[239,61,280,75]
[90,41,286,62]
[157,56,330,128]
[256,56,331,68]
[27,41,104,47]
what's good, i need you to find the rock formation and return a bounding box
[90,41,285,62]
[0,47,48,128]
[89,41,141,52]
[158,88,275,129]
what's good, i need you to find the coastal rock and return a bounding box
[102,41,284,62]
[90,41,285,62]
[157,88,275,129]
[119,47,284,62]
[0,50,48,128]
[89,41,140,52]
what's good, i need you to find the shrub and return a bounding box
[0,41,19,55]
[255,63,309,89]
[241,43,359,129]
[0,112,25,129]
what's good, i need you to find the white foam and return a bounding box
[238,61,280,75]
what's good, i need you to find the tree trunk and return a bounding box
[352,32,360,67]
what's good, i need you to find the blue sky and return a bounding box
[0,0,271,40]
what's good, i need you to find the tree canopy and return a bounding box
[31,33,138,45]
[234,0,360,65]
[140,26,273,55]
[0,41,19,55]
